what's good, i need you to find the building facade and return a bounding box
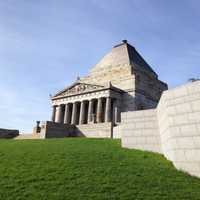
[35,40,168,138]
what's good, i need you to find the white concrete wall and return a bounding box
[113,125,121,138]
[121,109,162,153]
[121,81,200,178]
[76,123,112,138]
[157,81,200,177]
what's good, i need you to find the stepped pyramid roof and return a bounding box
[91,40,157,77]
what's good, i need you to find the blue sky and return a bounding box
[0,0,199,133]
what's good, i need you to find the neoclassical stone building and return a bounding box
[52,82,122,125]
[31,41,200,178]
[35,40,167,138]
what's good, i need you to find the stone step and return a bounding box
[14,134,40,140]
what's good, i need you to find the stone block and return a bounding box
[180,124,197,135]
[146,137,158,144]
[188,112,200,123]
[173,150,186,162]
[167,106,176,115]
[136,137,147,144]
[142,129,157,136]
[173,86,188,98]
[176,137,195,149]
[186,82,200,94]
[174,162,200,173]
[191,100,200,112]
[135,122,145,129]
[175,103,191,114]
[173,114,188,125]
[185,150,200,162]
[192,136,200,148]
[169,126,181,136]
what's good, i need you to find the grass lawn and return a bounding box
[0,138,200,200]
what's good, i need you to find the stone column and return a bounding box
[88,100,93,123]
[55,106,59,123]
[79,101,85,125]
[55,105,63,123]
[97,98,103,123]
[51,105,56,122]
[112,100,117,125]
[115,99,121,123]
[105,97,111,122]
[64,104,70,124]
[112,99,120,124]
[71,102,77,125]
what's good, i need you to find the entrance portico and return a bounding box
[51,82,122,127]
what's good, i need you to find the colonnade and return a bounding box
[52,97,120,125]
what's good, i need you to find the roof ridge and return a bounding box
[125,42,132,66]
[126,43,158,77]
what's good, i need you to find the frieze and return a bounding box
[57,83,105,97]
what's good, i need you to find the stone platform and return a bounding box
[33,121,114,139]
[15,134,40,140]
[0,128,19,139]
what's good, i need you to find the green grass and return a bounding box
[0,138,200,200]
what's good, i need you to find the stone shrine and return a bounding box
[33,40,200,178]
[34,40,167,138]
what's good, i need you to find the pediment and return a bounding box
[53,82,105,98]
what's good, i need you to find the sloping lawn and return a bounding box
[0,138,200,200]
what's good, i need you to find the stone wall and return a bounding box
[134,68,167,103]
[76,123,112,138]
[84,64,134,91]
[35,121,113,139]
[0,128,19,139]
[35,121,76,139]
[121,110,161,153]
[121,81,200,177]
[81,64,166,113]
[81,61,167,113]
[113,125,121,138]
[157,81,200,177]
